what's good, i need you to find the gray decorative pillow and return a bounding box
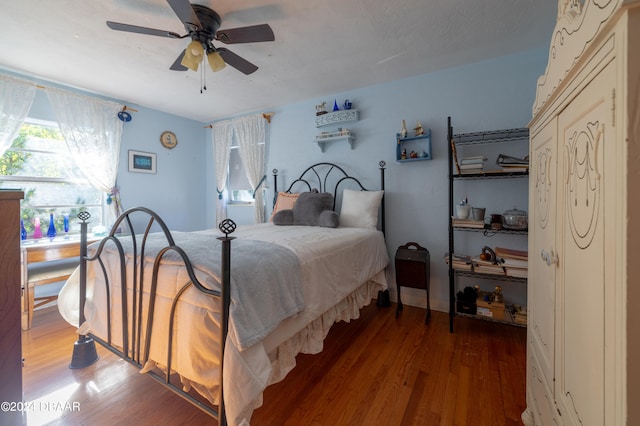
[272,209,294,225]
[318,210,339,228]
[293,192,334,226]
[272,191,337,228]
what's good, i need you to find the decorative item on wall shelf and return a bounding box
[160,131,178,149]
[396,128,432,162]
[332,99,339,111]
[128,150,157,174]
[400,120,408,138]
[343,99,352,110]
[414,121,424,136]
[315,101,328,116]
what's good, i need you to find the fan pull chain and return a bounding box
[200,62,207,94]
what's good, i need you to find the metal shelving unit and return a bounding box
[447,116,529,332]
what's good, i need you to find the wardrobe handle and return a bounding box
[540,249,559,266]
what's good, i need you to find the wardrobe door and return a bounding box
[555,61,615,425]
[528,116,558,424]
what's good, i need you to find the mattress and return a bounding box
[58,222,389,425]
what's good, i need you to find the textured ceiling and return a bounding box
[0,0,557,122]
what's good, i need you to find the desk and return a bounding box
[21,236,99,329]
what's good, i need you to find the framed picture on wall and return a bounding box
[128,150,156,174]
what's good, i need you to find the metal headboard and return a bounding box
[272,161,386,234]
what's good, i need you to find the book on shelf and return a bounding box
[460,156,487,165]
[494,246,528,261]
[504,267,528,278]
[501,166,529,173]
[444,253,473,270]
[459,168,484,175]
[472,256,506,275]
[450,138,461,175]
[500,257,528,268]
[459,163,485,170]
[452,217,485,228]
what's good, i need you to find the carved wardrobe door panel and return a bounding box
[554,61,615,425]
[528,116,558,420]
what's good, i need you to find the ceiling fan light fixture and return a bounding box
[181,39,204,71]
[207,51,226,72]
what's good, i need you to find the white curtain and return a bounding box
[234,114,266,223]
[0,74,36,157]
[212,119,234,226]
[46,88,124,227]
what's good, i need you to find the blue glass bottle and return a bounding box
[20,220,27,240]
[63,214,70,238]
[47,213,57,239]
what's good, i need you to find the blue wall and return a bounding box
[6,45,547,312]
[11,79,208,232]
[206,47,548,311]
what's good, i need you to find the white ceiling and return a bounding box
[0,0,557,123]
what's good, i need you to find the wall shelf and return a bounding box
[315,134,354,152]
[315,109,359,127]
[396,130,432,162]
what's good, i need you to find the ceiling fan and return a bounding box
[106,0,275,75]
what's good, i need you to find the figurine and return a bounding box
[493,286,504,304]
[410,150,418,159]
[315,101,327,116]
[400,120,408,138]
[343,99,352,110]
[414,121,424,136]
[401,148,407,160]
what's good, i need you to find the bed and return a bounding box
[57,161,389,426]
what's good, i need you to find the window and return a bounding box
[0,119,104,238]
[228,145,254,203]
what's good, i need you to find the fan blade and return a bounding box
[170,50,188,71]
[217,48,259,75]
[106,21,181,38]
[167,0,202,31]
[216,24,275,44]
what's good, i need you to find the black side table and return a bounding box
[395,242,431,324]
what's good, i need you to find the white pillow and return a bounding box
[339,189,384,228]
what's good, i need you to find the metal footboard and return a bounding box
[70,207,234,426]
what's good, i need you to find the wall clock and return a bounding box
[160,131,178,149]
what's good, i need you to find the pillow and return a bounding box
[292,192,335,226]
[318,210,339,228]
[339,189,384,228]
[272,209,294,225]
[270,192,299,222]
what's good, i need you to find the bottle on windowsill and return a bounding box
[47,213,57,240]
[33,218,42,239]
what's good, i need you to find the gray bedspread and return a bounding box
[107,231,304,351]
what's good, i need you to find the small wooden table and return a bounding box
[21,236,99,329]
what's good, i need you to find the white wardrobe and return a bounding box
[524,1,640,425]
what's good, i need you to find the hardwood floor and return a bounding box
[22,304,526,425]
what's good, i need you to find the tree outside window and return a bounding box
[0,120,103,238]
